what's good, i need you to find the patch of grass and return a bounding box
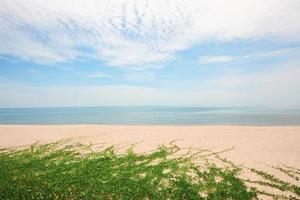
[248,168,300,197]
[273,165,300,181]
[0,140,257,200]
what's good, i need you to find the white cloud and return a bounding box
[85,72,110,79]
[124,71,155,80]
[0,0,299,68]
[199,47,300,64]
[205,60,300,107]
[27,69,39,74]
[199,56,235,64]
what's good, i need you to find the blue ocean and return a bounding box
[0,106,299,125]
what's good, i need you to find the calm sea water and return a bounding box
[0,106,299,125]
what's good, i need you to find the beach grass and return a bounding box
[0,140,299,199]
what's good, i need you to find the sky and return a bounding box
[0,0,300,108]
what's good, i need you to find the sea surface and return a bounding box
[0,106,299,125]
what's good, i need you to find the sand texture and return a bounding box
[0,125,299,168]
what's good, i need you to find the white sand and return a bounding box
[0,125,299,168]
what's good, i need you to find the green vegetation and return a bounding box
[245,168,300,199]
[0,140,299,199]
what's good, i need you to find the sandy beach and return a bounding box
[0,125,299,168]
[1,125,300,199]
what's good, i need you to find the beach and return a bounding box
[1,125,299,168]
[1,125,300,199]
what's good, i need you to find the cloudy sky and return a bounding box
[0,0,300,108]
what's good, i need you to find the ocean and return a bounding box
[0,106,299,125]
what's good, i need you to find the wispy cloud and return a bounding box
[198,47,300,64]
[27,69,39,74]
[209,66,299,88]
[199,56,235,64]
[0,0,299,68]
[85,72,110,79]
[124,71,155,80]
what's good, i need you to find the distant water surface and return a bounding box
[0,106,299,125]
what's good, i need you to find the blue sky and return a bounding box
[0,0,300,107]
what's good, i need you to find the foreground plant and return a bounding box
[0,140,258,200]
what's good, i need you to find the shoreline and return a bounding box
[1,125,300,168]
[0,123,300,127]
